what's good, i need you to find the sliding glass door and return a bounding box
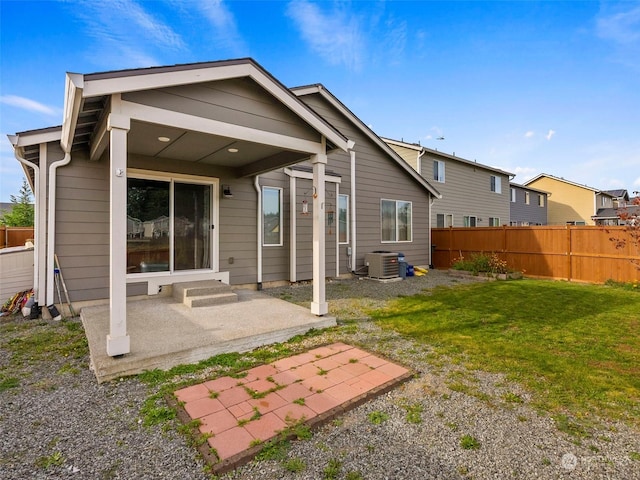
[127,176,213,274]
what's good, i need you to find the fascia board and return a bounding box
[297,88,442,198]
[9,129,62,147]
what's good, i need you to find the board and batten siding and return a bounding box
[421,153,510,228]
[299,93,432,270]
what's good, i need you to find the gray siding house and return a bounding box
[509,183,548,225]
[383,139,513,228]
[8,58,439,357]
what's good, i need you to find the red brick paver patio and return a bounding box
[171,343,412,474]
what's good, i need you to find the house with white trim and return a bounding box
[383,138,513,228]
[8,58,440,358]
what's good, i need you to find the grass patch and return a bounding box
[373,280,640,429]
[323,458,342,479]
[284,457,306,472]
[368,411,389,425]
[460,434,481,450]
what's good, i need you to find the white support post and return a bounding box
[106,113,131,356]
[311,151,327,316]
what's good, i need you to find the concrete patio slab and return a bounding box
[81,289,336,383]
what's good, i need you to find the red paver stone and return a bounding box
[343,347,370,359]
[273,403,317,423]
[203,376,239,393]
[326,342,352,353]
[329,350,362,366]
[325,382,361,403]
[339,361,374,377]
[174,383,210,403]
[359,369,393,388]
[313,357,341,372]
[227,401,255,420]
[300,374,334,392]
[217,385,252,408]
[271,370,298,386]
[208,426,255,460]
[247,364,279,379]
[323,366,354,385]
[184,396,225,419]
[288,362,322,380]
[307,346,336,358]
[277,382,315,403]
[305,392,342,414]
[248,392,289,414]
[199,409,238,435]
[359,354,389,369]
[377,362,410,378]
[243,412,287,442]
[244,379,276,395]
[345,377,376,394]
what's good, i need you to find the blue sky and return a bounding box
[1,0,639,202]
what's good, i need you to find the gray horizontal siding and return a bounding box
[300,94,432,270]
[123,79,320,143]
[419,153,510,228]
[510,186,547,225]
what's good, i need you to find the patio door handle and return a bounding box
[211,225,215,230]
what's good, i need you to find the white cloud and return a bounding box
[546,129,556,141]
[524,131,534,138]
[194,0,246,55]
[286,0,365,71]
[596,5,640,44]
[512,166,538,183]
[72,0,186,68]
[0,95,60,116]
[634,177,640,187]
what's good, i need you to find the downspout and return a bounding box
[46,150,71,307]
[11,146,44,305]
[254,175,263,290]
[429,196,435,268]
[350,149,357,272]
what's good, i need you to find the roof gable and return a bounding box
[292,85,441,199]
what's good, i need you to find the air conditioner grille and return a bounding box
[365,252,399,279]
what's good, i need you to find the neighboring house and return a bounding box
[524,174,615,226]
[382,138,513,228]
[509,183,548,225]
[0,202,13,217]
[595,190,639,226]
[8,58,440,357]
[603,189,630,208]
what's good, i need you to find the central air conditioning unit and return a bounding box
[365,252,399,279]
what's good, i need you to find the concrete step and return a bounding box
[173,280,238,308]
[185,292,239,308]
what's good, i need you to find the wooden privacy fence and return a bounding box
[432,226,639,284]
[0,226,34,249]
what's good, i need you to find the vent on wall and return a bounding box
[365,252,399,279]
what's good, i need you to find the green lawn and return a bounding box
[372,279,640,429]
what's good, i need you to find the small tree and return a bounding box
[608,195,640,271]
[0,178,34,227]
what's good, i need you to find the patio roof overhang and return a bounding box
[62,58,352,174]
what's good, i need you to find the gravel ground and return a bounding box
[1,270,638,480]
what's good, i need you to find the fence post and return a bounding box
[566,225,572,281]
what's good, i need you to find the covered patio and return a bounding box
[81,288,336,383]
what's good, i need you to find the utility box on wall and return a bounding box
[365,252,399,279]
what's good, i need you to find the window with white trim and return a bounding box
[262,186,282,246]
[490,175,502,194]
[381,199,412,242]
[433,160,445,183]
[538,194,545,207]
[489,217,501,226]
[511,188,516,203]
[525,192,530,205]
[463,215,477,227]
[338,194,349,244]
